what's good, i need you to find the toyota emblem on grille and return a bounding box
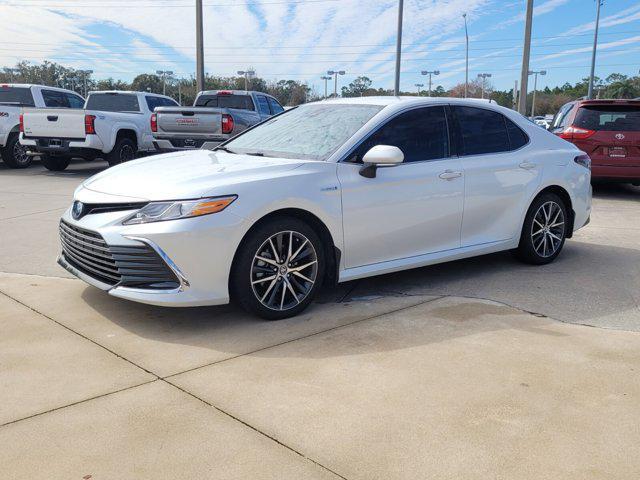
[72,201,85,220]
[615,133,625,140]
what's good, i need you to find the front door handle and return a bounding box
[519,161,537,170]
[439,170,463,180]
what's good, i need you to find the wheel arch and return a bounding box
[531,184,575,238]
[114,128,138,148]
[230,207,341,291]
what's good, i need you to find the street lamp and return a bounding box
[237,69,256,91]
[415,83,424,96]
[156,70,174,95]
[320,75,332,98]
[421,70,440,97]
[78,69,93,97]
[477,73,492,99]
[327,70,345,97]
[463,13,469,98]
[528,69,546,117]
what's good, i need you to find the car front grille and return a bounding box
[59,219,180,289]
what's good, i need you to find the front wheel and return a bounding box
[1,133,32,168]
[230,217,325,320]
[515,193,568,265]
[41,154,71,171]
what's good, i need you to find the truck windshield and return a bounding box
[574,105,640,131]
[0,86,35,106]
[223,104,384,160]
[86,93,140,112]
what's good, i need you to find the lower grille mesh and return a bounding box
[59,220,180,289]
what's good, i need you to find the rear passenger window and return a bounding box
[267,97,284,114]
[353,106,449,163]
[256,95,271,115]
[505,118,528,150]
[454,106,510,155]
[42,90,69,108]
[66,94,85,109]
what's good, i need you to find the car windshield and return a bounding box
[223,104,384,160]
[0,86,35,106]
[574,105,640,132]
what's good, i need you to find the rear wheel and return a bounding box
[230,217,325,320]
[106,137,136,167]
[1,133,31,168]
[515,192,568,265]
[41,154,71,171]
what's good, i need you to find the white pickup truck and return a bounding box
[0,83,84,168]
[20,91,178,171]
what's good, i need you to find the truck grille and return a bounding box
[59,220,180,289]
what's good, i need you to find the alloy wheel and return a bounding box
[13,141,30,166]
[531,200,565,258]
[250,230,318,311]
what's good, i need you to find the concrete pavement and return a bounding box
[1,160,639,479]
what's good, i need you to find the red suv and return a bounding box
[550,99,640,184]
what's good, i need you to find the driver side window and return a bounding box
[350,106,449,163]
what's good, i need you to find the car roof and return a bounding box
[0,83,80,94]
[310,96,501,107]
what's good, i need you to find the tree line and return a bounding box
[2,61,639,114]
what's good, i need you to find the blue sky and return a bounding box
[1,0,639,94]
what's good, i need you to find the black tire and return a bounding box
[515,192,568,265]
[41,154,71,171]
[106,137,136,167]
[230,216,325,320]
[1,133,32,168]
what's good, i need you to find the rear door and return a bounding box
[571,104,640,167]
[451,105,540,247]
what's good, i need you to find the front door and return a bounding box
[337,106,465,268]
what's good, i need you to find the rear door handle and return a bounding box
[519,161,537,170]
[439,170,463,180]
[47,115,58,121]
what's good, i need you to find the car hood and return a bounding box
[81,149,306,201]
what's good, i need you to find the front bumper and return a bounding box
[58,199,248,307]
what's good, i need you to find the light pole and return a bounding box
[421,70,440,96]
[196,0,205,92]
[79,69,93,97]
[156,70,174,95]
[394,0,404,96]
[518,0,534,114]
[237,70,255,91]
[415,83,424,96]
[320,75,331,98]
[528,70,546,117]
[463,13,469,98]
[327,70,345,97]
[587,0,604,99]
[477,73,492,99]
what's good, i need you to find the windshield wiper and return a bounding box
[214,146,237,154]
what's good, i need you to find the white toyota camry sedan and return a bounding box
[58,97,591,319]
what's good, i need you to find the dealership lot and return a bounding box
[1,159,640,478]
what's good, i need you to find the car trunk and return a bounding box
[21,108,86,139]
[571,104,640,167]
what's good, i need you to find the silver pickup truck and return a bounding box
[151,90,285,152]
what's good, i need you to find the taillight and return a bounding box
[559,125,595,140]
[150,113,157,133]
[84,114,96,135]
[574,154,591,170]
[19,113,24,133]
[221,114,234,134]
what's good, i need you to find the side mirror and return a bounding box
[359,145,404,178]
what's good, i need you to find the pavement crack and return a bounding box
[163,378,349,480]
[163,295,444,380]
[0,379,158,428]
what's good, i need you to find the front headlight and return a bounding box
[122,195,237,225]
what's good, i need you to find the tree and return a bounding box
[131,74,163,94]
[341,76,373,97]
